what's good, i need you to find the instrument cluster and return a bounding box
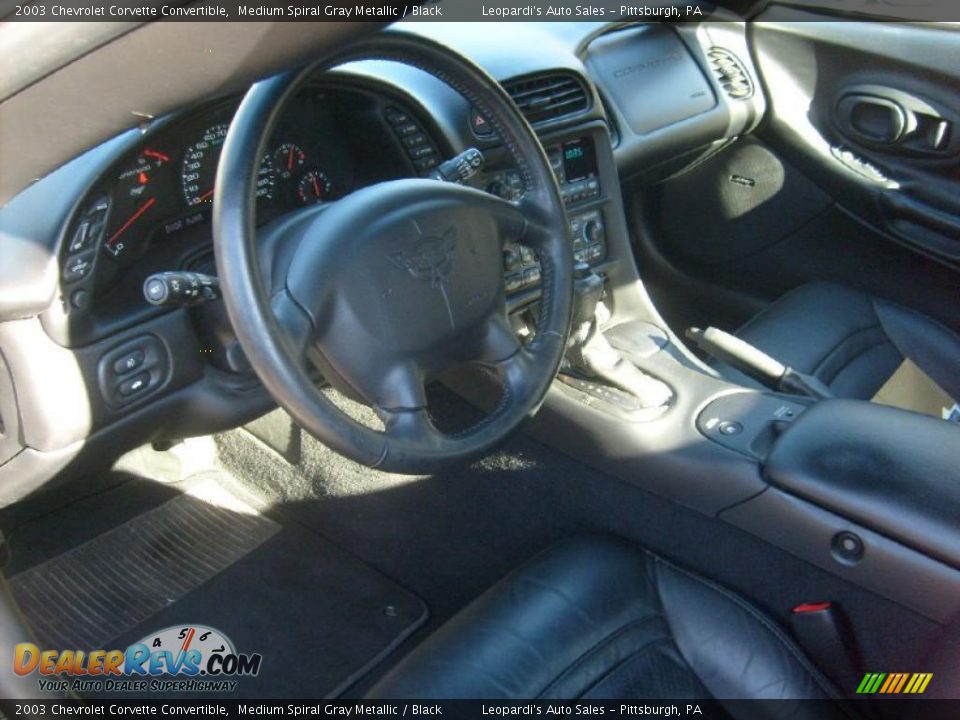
[66,83,423,292]
[98,106,342,268]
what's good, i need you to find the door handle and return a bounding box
[837,95,906,145]
[835,85,956,156]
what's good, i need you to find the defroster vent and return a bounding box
[707,48,754,100]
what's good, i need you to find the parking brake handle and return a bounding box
[686,326,833,401]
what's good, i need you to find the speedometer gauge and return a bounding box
[181,123,227,206]
[181,123,275,207]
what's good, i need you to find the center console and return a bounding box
[472,133,612,302]
[460,121,960,630]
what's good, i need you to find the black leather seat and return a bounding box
[719,283,960,401]
[367,536,844,709]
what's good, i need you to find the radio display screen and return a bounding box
[561,136,597,183]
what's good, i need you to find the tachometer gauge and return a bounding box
[297,170,332,205]
[182,123,276,207]
[273,142,306,180]
[102,148,170,259]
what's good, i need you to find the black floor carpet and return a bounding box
[2,390,942,700]
[4,473,426,699]
[217,401,941,697]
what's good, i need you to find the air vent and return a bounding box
[503,72,590,125]
[707,48,754,100]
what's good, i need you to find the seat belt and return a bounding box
[789,601,863,695]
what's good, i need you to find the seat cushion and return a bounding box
[719,283,960,401]
[366,536,843,709]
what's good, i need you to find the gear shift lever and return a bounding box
[562,264,673,409]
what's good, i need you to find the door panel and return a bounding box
[633,14,960,335]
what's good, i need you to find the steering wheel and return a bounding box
[213,31,573,473]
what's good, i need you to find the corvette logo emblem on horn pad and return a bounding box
[389,227,457,288]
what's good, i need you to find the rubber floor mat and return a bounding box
[9,481,279,650]
[8,477,428,698]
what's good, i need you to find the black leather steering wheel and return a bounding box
[214,31,573,473]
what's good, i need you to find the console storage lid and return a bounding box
[763,399,960,567]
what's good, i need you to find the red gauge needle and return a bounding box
[312,175,321,197]
[107,197,156,246]
[197,188,214,203]
[143,149,170,163]
[287,146,295,172]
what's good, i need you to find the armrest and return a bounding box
[763,399,960,566]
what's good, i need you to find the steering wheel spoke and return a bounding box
[514,194,559,249]
[473,313,536,404]
[478,193,528,246]
[270,288,316,363]
[477,313,522,365]
[380,407,438,446]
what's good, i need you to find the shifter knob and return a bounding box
[570,263,604,330]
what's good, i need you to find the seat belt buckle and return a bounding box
[789,601,862,693]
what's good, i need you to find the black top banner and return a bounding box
[4,0,960,22]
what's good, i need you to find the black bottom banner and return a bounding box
[3,699,960,720]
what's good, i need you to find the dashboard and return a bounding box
[51,82,446,346]
[0,20,765,500]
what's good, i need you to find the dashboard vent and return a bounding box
[707,48,754,100]
[503,72,590,125]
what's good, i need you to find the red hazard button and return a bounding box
[471,107,494,137]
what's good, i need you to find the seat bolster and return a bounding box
[367,537,845,704]
[654,558,845,712]
[873,298,960,403]
[366,536,667,699]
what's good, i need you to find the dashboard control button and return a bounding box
[409,146,436,159]
[583,219,604,245]
[403,133,426,148]
[505,274,523,293]
[63,251,94,284]
[68,222,91,253]
[113,349,145,376]
[385,107,409,125]
[718,421,744,436]
[503,248,521,272]
[117,372,150,398]
[70,289,91,311]
[470,107,494,137]
[414,156,439,172]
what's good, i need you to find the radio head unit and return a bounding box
[482,135,600,206]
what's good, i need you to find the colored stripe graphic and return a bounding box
[857,672,932,694]
[892,673,909,693]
